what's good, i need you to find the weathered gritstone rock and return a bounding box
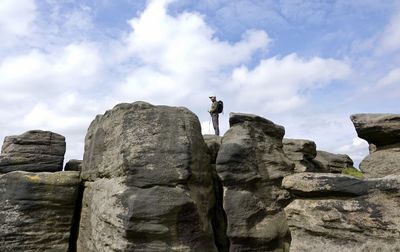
[0,171,81,251]
[0,130,66,173]
[283,139,318,173]
[351,113,400,147]
[313,150,354,173]
[64,159,82,171]
[351,113,400,178]
[284,174,400,252]
[203,135,222,164]
[359,147,400,178]
[282,173,368,197]
[216,112,293,251]
[78,102,220,252]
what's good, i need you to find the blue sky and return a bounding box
[1,0,400,167]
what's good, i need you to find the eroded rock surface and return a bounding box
[0,171,80,251]
[216,112,293,251]
[0,130,65,173]
[313,150,354,173]
[351,113,400,147]
[284,173,400,252]
[78,102,220,251]
[64,159,82,171]
[283,139,318,172]
[351,113,400,177]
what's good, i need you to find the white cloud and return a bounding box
[0,0,36,41]
[0,43,102,101]
[377,68,400,87]
[379,12,400,53]
[229,54,351,113]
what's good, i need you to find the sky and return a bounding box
[1,0,400,167]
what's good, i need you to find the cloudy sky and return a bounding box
[1,0,399,167]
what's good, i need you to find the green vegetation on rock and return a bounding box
[342,167,363,178]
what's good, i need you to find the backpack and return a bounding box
[217,100,223,114]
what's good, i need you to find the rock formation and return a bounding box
[351,114,400,177]
[0,171,81,251]
[64,159,82,171]
[283,173,400,252]
[77,102,221,251]
[0,130,65,173]
[283,138,318,172]
[313,150,354,173]
[216,113,293,251]
[1,104,400,252]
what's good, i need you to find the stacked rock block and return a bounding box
[216,113,294,251]
[0,130,81,251]
[351,114,400,177]
[283,173,400,251]
[313,150,354,173]
[283,139,318,173]
[77,102,222,251]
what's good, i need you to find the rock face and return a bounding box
[204,135,222,164]
[0,130,65,173]
[78,102,220,251]
[64,159,82,171]
[351,114,400,177]
[313,150,353,173]
[283,139,318,172]
[216,113,293,251]
[0,171,81,251]
[351,113,400,147]
[284,173,400,252]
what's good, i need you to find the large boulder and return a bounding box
[0,171,81,251]
[0,130,65,173]
[216,112,293,251]
[284,173,400,251]
[350,113,400,147]
[313,150,354,173]
[77,102,221,251]
[283,138,318,172]
[351,114,400,178]
[359,147,400,177]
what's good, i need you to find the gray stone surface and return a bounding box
[283,139,318,172]
[0,171,81,251]
[351,113,400,178]
[203,134,222,164]
[78,102,220,251]
[0,130,65,173]
[282,172,368,197]
[216,112,293,251]
[284,174,400,252]
[313,150,354,173]
[64,159,82,171]
[351,113,400,147]
[359,147,400,178]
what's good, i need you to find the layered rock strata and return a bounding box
[0,171,81,251]
[77,102,221,251]
[216,113,293,251]
[0,130,65,173]
[283,139,318,172]
[283,173,400,252]
[351,114,400,177]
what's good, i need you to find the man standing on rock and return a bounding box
[208,96,220,136]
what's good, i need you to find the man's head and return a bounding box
[209,96,216,101]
